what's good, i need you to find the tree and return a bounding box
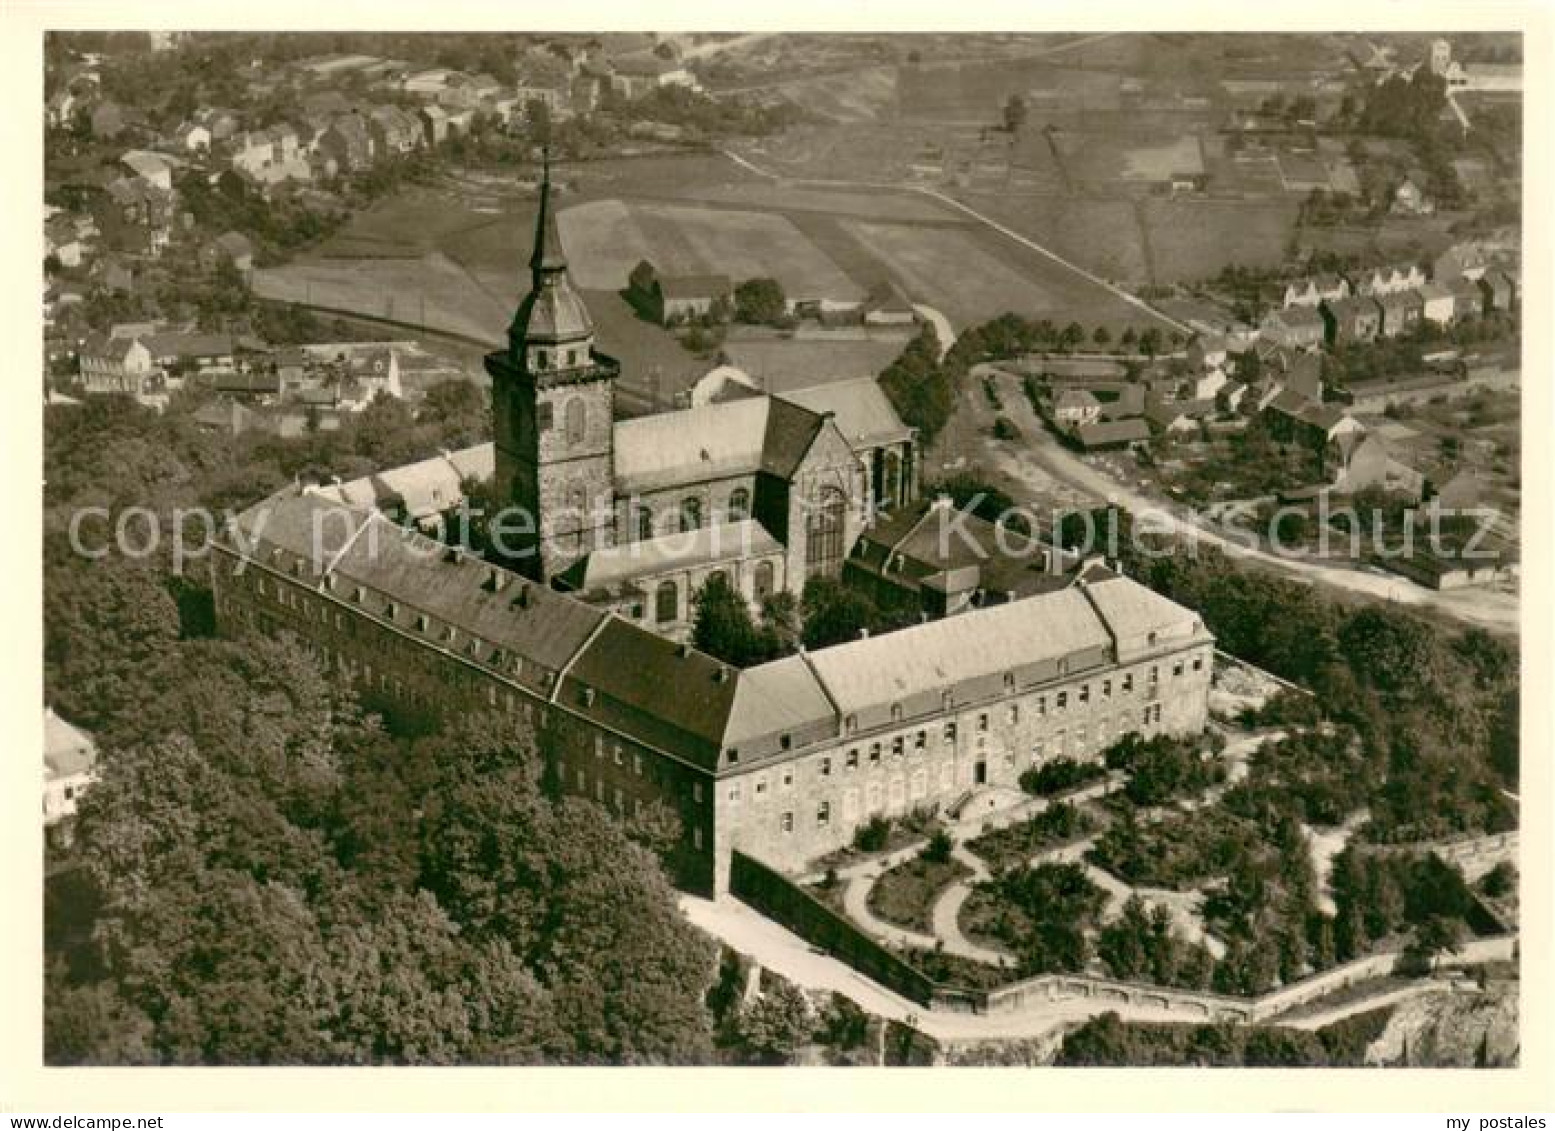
[692,573,784,668]
[727,979,815,1064]
[1002,93,1028,133]
[733,277,786,325]
[1092,326,1111,347]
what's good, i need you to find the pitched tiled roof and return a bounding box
[612,396,829,493]
[1076,418,1151,448]
[44,708,96,779]
[562,519,781,591]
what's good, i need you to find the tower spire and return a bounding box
[530,146,567,283]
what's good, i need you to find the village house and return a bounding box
[44,707,97,836]
[120,149,174,191]
[419,104,452,145]
[1147,397,1215,438]
[368,105,423,155]
[1053,388,1103,429]
[1280,273,1350,309]
[1391,174,1433,215]
[78,334,159,396]
[1259,305,1326,350]
[1375,289,1424,338]
[1478,269,1516,313]
[1075,417,1152,452]
[1261,389,1365,468]
[1418,282,1457,326]
[201,231,255,279]
[317,112,377,173]
[1331,433,1427,500]
[1187,334,1230,372]
[610,50,699,98]
[1447,276,1486,320]
[1347,263,1427,298]
[1321,295,1383,347]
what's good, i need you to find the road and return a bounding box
[980,368,1519,634]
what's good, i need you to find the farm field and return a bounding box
[254,252,511,344]
[1140,197,1299,282]
[555,199,866,301]
[722,331,913,395]
[954,192,1150,284]
[842,220,1066,327]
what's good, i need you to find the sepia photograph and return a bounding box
[10,3,1552,1113]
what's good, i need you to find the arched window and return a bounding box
[681,496,702,532]
[727,487,751,522]
[753,560,775,602]
[804,487,847,578]
[636,505,655,542]
[655,580,679,624]
[563,397,587,445]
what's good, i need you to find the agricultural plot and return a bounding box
[954,193,1151,285]
[675,182,956,224]
[1140,198,1298,282]
[721,332,913,395]
[254,252,511,344]
[897,59,1123,119]
[843,220,1065,327]
[555,200,866,301]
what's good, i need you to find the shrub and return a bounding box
[853,814,892,853]
[923,828,954,865]
[1019,758,1107,797]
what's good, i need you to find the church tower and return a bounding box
[486,152,619,582]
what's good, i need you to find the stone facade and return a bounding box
[714,628,1212,884]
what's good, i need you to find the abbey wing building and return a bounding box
[212,165,1214,895]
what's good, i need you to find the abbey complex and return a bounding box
[212,165,1213,896]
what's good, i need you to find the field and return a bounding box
[557,200,866,300]
[1140,198,1299,282]
[253,252,510,344]
[956,193,1150,284]
[721,330,913,395]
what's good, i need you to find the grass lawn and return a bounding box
[867,852,973,935]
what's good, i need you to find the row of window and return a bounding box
[645,561,777,625]
[633,489,751,541]
[724,653,1204,773]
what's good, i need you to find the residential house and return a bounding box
[1348,263,1426,297]
[1478,269,1515,313]
[1075,418,1151,452]
[101,177,175,256]
[193,398,263,436]
[78,334,159,396]
[1281,274,1350,309]
[1260,305,1326,350]
[1375,289,1424,337]
[1097,384,1146,421]
[1418,282,1456,325]
[44,707,97,833]
[1321,296,1382,346]
[1433,240,1498,283]
[1262,389,1365,467]
[1331,434,1427,500]
[1187,334,1229,371]
[202,231,255,279]
[120,149,174,191]
[404,68,455,98]
[209,370,282,402]
[419,105,452,145]
[143,332,236,379]
[1447,277,1485,320]
[862,282,918,327]
[610,51,698,99]
[1053,388,1103,429]
[1392,174,1433,215]
[1147,397,1214,438]
[1192,367,1229,402]
[317,112,376,173]
[368,104,422,155]
[1267,348,1324,402]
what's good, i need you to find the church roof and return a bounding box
[779,378,913,448]
[611,396,831,494]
